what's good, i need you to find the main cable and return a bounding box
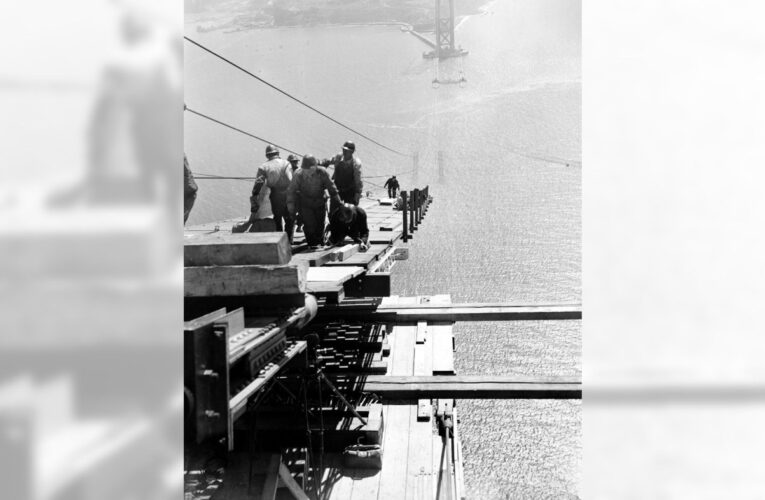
[184,36,411,158]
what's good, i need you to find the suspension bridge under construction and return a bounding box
[182,17,580,498]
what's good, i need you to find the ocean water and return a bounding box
[185,0,581,497]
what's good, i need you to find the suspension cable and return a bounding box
[184,36,411,158]
[186,105,420,185]
[185,105,303,157]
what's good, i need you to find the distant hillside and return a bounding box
[190,0,489,32]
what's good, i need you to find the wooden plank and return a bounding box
[368,230,401,244]
[422,294,451,305]
[307,266,365,284]
[305,282,345,294]
[431,430,443,500]
[329,244,359,262]
[376,404,411,500]
[436,399,453,418]
[413,342,431,375]
[415,322,427,344]
[392,296,420,306]
[413,322,432,421]
[184,263,307,297]
[430,324,454,375]
[405,406,434,500]
[324,244,388,268]
[320,302,582,322]
[381,303,582,321]
[184,232,291,266]
[361,376,582,399]
[416,400,431,422]
[391,326,417,376]
[279,463,310,500]
[291,247,335,267]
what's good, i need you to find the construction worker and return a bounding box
[320,141,363,206]
[234,177,275,232]
[287,155,342,249]
[328,203,370,252]
[249,144,294,242]
[383,175,399,199]
[183,154,198,225]
[287,154,300,172]
[286,154,303,232]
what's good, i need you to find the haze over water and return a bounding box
[186,0,581,497]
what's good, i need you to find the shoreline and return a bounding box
[187,0,489,35]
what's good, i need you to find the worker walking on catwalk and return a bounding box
[250,145,294,242]
[383,175,399,199]
[287,155,342,249]
[320,141,363,205]
[328,203,370,252]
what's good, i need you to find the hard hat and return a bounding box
[287,154,299,163]
[342,141,356,152]
[265,144,279,157]
[301,155,317,168]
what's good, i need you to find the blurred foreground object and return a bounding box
[184,155,198,224]
[0,0,183,499]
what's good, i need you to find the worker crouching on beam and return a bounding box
[328,203,370,252]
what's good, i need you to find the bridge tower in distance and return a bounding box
[426,0,468,59]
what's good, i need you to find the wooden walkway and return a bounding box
[184,196,419,305]
[315,295,465,500]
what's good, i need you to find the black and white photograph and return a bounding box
[183,0,580,498]
[3,0,765,499]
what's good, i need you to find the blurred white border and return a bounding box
[1,1,182,499]
[584,0,765,497]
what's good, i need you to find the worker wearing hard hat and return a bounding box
[287,154,300,172]
[287,155,343,249]
[320,141,363,206]
[249,144,294,242]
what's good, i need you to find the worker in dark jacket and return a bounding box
[249,144,294,242]
[287,154,300,172]
[320,141,363,205]
[286,154,302,232]
[383,175,399,199]
[328,203,369,252]
[287,155,342,249]
[183,155,198,225]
